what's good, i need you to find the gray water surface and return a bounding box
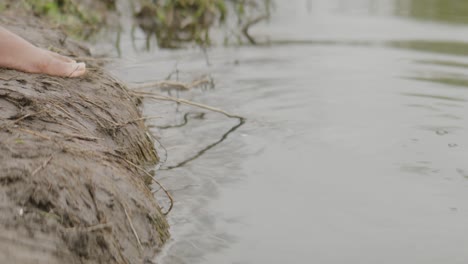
[103,0,468,263]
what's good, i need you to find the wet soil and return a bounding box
[0,15,169,264]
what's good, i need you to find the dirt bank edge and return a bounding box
[0,16,169,263]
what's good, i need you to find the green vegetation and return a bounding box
[4,0,114,39]
[136,0,227,47]
[26,0,101,37]
[2,0,271,46]
[136,0,273,48]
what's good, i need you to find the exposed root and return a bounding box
[122,158,174,215]
[131,88,247,170]
[132,87,247,170]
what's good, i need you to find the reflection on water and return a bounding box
[389,40,468,57]
[402,92,466,102]
[404,74,468,89]
[102,0,468,263]
[395,0,468,24]
[161,117,245,170]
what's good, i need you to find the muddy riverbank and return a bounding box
[0,15,169,263]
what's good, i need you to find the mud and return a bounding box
[0,15,169,264]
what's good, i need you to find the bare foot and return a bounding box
[36,50,86,77]
[0,26,86,78]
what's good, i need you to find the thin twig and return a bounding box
[85,223,113,232]
[132,91,244,119]
[65,223,113,233]
[31,156,53,176]
[41,80,64,88]
[52,103,75,120]
[11,113,34,124]
[59,122,81,132]
[115,116,161,128]
[132,80,189,90]
[124,207,142,249]
[0,110,47,129]
[62,132,100,141]
[12,110,47,124]
[131,77,211,91]
[15,128,51,140]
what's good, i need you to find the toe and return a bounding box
[41,58,86,78]
[68,62,86,77]
[49,51,76,63]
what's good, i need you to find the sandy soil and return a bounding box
[0,15,169,264]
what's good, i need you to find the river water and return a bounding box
[101,0,468,263]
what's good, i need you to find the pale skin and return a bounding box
[0,26,86,77]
